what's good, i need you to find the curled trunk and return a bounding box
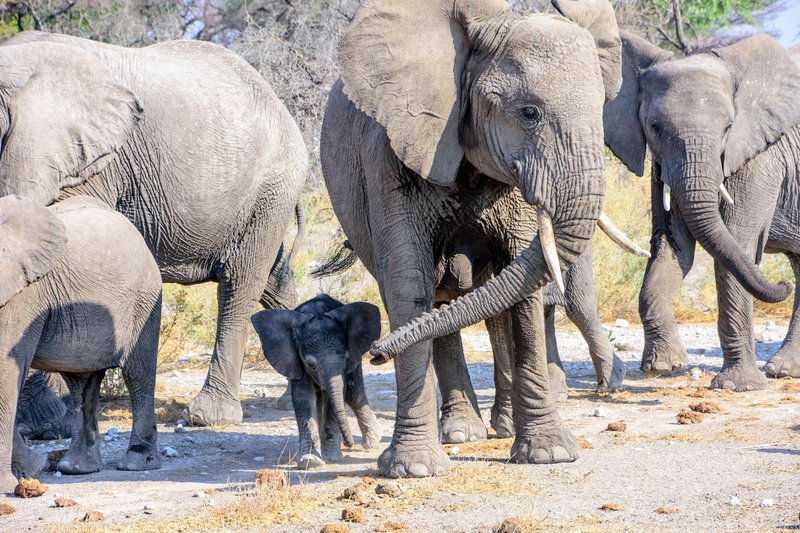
[326,375,354,447]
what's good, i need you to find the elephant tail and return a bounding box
[284,201,306,270]
[312,240,358,278]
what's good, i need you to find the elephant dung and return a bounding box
[655,506,679,514]
[605,421,627,432]
[677,410,704,424]
[340,478,379,505]
[690,401,725,414]
[375,481,404,498]
[321,525,350,533]
[0,503,15,515]
[81,511,105,522]
[46,449,67,471]
[375,521,409,532]
[341,508,364,523]
[255,469,288,491]
[14,478,48,498]
[54,498,78,507]
[599,503,623,511]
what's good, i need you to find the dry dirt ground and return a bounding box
[2,322,799,532]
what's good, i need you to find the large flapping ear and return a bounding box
[338,0,511,186]
[552,0,622,101]
[325,303,382,373]
[0,42,142,205]
[250,310,312,380]
[0,195,67,307]
[602,31,672,176]
[715,34,800,176]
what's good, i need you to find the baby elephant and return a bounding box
[0,195,162,491]
[251,295,381,469]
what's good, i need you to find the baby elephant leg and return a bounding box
[58,371,105,475]
[345,366,382,450]
[320,392,344,463]
[292,377,325,469]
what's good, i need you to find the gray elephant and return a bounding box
[602,32,800,389]
[321,0,622,477]
[251,295,382,469]
[0,195,162,492]
[0,30,308,426]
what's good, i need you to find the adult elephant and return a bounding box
[322,0,622,477]
[0,31,308,425]
[601,32,800,388]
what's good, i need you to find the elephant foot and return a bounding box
[58,441,103,475]
[297,453,326,470]
[322,444,344,463]
[0,472,17,494]
[490,400,514,438]
[548,363,569,403]
[763,349,800,378]
[362,423,382,450]
[117,446,161,471]
[641,334,688,375]
[710,363,767,392]
[275,386,294,411]
[11,446,46,479]
[377,440,450,478]
[440,406,487,444]
[597,353,626,392]
[186,391,243,426]
[510,423,579,464]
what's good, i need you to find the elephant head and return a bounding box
[604,32,800,303]
[339,0,622,360]
[0,39,142,205]
[0,195,67,307]
[251,298,382,447]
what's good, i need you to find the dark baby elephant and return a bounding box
[251,295,382,469]
[0,195,162,492]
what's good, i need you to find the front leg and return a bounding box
[291,376,324,469]
[345,366,382,450]
[509,292,578,464]
[487,313,514,438]
[639,179,696,374]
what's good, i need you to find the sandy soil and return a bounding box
[2,322,799,532]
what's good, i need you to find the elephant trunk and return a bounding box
[670,153,791,303]
[326,374,354,448]
[370,165,605,363]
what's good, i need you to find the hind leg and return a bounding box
[764,253,800,378]
[487,312,515,438]
[118,301,162,471]
[16,371,71,440]
[58,371,105,475]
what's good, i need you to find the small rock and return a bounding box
[759,498,774,508]
[448,446,460,456]
[341,508,364,523]
[375,481,403,498]
[174,424,187,434]
[107,427,119,436]
[81,511,104,522]
[14,478,48,498]
[53,472,62,478]
[614,318,629,329]
[193,491,203,498]
[177,355,193,364]
[613,341,636,352]
[690,368,702,381]
[171,370,181,378]
[176,418,188,426]
[593,407,608,418]
[54,498,78,507]
[162,447,178,458]
[0,503,16,515]
[104,435,114,442]
[605,421,627,432]
[765,320,776,330]
[253,456,265,462]
[728,496,741,506]
[207,498,214,505]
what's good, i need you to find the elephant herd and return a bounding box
[0,0,799,489]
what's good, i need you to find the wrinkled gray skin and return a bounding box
[604,32,800,389]
[0,195,162,493]
[251,295,382,469]
[322,0,622,477]
[432,175,627,442]
[0,31,307,426]
[15,370,71,440]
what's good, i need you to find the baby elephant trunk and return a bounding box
[326,374,354,447]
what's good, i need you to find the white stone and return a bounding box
[765,320,776,329]
[592,407,607,418]
[104,435,114,442]
[759,498,774,508]
[690,368,702,381]
[172,370,181,378]
[162,446,178,458]
[193,491,203,498]
[253,456,265,462]
[174,424,187,434]
[728,496,741,506]
[614,318,629,329]
[448,446,460,456]
[54,471,62,477]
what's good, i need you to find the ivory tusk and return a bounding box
[719,183,734,205]
[597,212,651,258]
[537,207,565,294]
[663,183,671,212]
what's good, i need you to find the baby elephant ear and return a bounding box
[250,310,311,380]
[0,195,67,307]
[325,303,382,373]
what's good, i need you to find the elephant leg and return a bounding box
[11,429,46,481]
[275,382,294,411]
[509,292,579,464]
[320,391,344,463]
[292,377,323,469]
[345,366,382,450]
[764,253,800,378]
[544,305,568,403]
[58,371,105,474]
[639,203,696,374]
[16,371,71,441]
[433,331,487,444]
[118,304,161,472]
[487,313,514,438]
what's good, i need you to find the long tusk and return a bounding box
[719,183,734,205]
[537,207,565,294]
[597,212,651,258]
[663,183,671,212]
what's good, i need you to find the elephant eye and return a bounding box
[521,105,542,123]
[650,122,661,134]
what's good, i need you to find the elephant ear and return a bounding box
[551,0,622,102]
[0,195,67,307]
[603,31,672,176]
[715,34,800,177]
[250,310,311,380]
[0,42,142,205]
[338,0,511,185]
[325,303,382,373]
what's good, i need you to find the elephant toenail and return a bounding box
[653,361,670,372]
[408,463,429,477]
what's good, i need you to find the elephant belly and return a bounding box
[32,317,122,374]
